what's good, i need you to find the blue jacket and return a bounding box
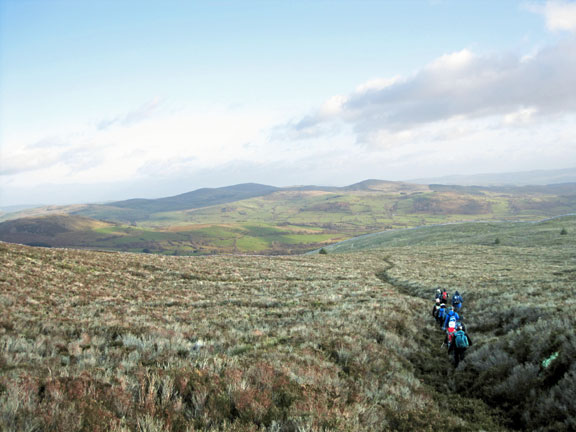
[452,291,463,306]
[443,310,460,329]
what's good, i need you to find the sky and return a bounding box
[1,0,576,206]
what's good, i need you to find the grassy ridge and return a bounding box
[2,215,574,430]
[333,216,576,431]
[0,242,505,431]
[109,184,280,214]
[322,214,576,253]
[142,188,576,230]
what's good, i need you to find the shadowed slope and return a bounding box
[110,183,280,213]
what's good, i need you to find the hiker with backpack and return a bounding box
[453,324,472,367]
[436,303,447,326]
[435,289,442,302]
[452,291,463,311]
[432,298,441,320]
[441,289,449,304]
[442,306,460,330]
[445,319,457,352]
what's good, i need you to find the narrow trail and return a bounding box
[375,256,509,431]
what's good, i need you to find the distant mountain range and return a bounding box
[409,167,576,186]
[1,178,575,255]
[110,183,281,213]
[108,179,426,213]
[0,180,428,224]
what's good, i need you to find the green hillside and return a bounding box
[0,215,347,255]
[109,183,280,215]
[1,180,575,255]
[319,214,576,253]
[0,215,117,248]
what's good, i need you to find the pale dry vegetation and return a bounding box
[381,243,576,431]
[5,217,571,431]
[0,242,503,431]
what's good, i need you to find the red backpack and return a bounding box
[447,326,455,343]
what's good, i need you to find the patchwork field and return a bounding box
[1,215,575,431]
[1,181,575,255]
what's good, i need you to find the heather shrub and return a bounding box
[379,244,576,431]
[2,243,483,431]
[455,318,576,430]
[6,235,572,430]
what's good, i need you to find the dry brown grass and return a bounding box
[2,241,500,431]
[379,243,576,431]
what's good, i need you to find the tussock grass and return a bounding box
[7,216,569,430]
[379,242,576,431]
[0,242,502,431]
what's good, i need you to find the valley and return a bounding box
[1,180,575,255]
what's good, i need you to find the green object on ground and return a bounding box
[542,351,559,368]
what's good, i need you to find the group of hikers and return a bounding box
[431,288,472,367]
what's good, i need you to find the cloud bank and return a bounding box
[277,37,576,147]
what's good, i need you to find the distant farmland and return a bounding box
[1,181,575,255]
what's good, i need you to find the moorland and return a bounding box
[1,214,575,431]
[1,180,575,255]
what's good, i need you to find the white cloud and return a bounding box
[0,149,61,176]
[263,34,576,190]
[277,37,576,144]
[1,103,284,190]
[320,95,348,116]
[426,49,475,71]
[0,133,108,177]
[503,107,539,125]
[544,0,576,32]
[355,76,401,93]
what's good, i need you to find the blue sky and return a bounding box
[1,0,575,206]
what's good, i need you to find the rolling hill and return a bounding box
[1,180,575,255]
[0,215,117,248]
[315,214,576,253]
[110,183,280,214]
